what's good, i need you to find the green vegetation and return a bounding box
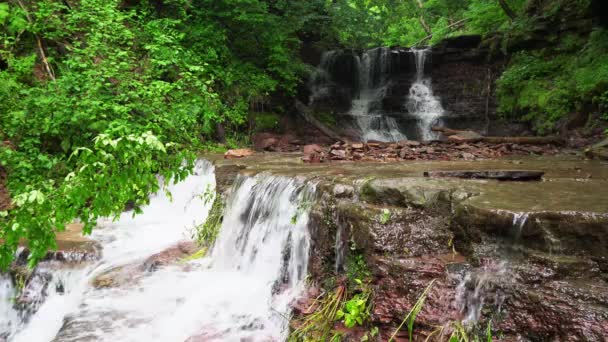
[1,0,606,268]
[193,194,224,247]
[389,279,436,342]
[0,0,326,268]
[497,28,608,131]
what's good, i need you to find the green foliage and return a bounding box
[0,0,329,267]
[289,286,346,342]
[497,28,608,131]
[379,208,391,224]
[314,111,337,128]
[336,280,372,328]
[253,112,281,132]
[389,279,436,342]
[194,194,224,246]
[346,251,371,289]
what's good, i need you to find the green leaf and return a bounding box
[0,3,9,24]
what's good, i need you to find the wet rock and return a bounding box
[214,164,246,194]
[584,138,608,161]
[332,184,354,199]
[423,170,544,181]
[223,149,254,159]
[92,241,197,289]
[15,223,102,264]
[302,144,325,163]
[329,148,347,160]
[447,130,484,142]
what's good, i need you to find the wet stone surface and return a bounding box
[209,152,608,341]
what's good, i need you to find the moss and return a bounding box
[496,28,608,132]
[194,195,224,246]
[253,112,280,132]
[313,111,337,127]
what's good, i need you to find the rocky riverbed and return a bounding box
[3,152,607,341]
[212,152,608,341]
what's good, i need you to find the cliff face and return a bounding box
[302,37,528,141]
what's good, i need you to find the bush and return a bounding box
[496,28,608,132]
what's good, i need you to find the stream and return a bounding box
[1,161,315,341]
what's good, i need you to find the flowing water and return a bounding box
[406,48,444,141]
[308,48,408,142]
[351,48,407,142]
[1,162,315,341]
[455,260,508,325]
[308,50,340,107]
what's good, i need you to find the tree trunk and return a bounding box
[414,0,432,35]
[498,0,517,20]
[295,100,344,142]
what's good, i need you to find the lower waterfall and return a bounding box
[0,162,314,342]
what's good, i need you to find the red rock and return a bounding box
[351,143,364,150]
[302,144,325,163]
[224,149,254,159]
[330,149,347,160]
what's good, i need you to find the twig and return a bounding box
[412,18,467,47]
[16,0,56,81]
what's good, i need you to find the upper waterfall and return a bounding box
[405,48,444,141]
[308,46,446,142]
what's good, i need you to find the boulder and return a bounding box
[302,144,325,163]
[223,149,254,159]
[92,241,197,289]
[584,138,608,161]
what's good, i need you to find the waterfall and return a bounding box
[351,48,407,143]
[0,164,314,341]
[455,261,507,325]
[308,48,408,143]
[406,48,444,141]
[309,51,340,106]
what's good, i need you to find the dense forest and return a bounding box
[0,0,607,268]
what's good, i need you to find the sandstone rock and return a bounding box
[92,241,197,289]
[584,138,608,161]
[447,130,483,142]
[397,140,421,147]
[329,149,347,160]
[302,144,325,163]
[333,184,354,199]
[258,138,278,151]
[351,143,364,150]
[223,149,253,159]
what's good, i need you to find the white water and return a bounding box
[406,48,444,141]
[351,48,408,142]
[1,163,314,342]
[455,261,507,325]
[0,161,212,341]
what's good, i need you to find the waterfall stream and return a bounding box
[351,48,408,142]
[1,162,314,341]
[406,48,444,141]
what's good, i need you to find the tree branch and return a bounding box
[16,0,56,81]
[498,0,517,20]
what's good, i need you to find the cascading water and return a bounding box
[406,48,444,141]
[0,162,315,342]
[309,51,340,106]
[351,48,407,142]
[2,160,216,342]
[308,48,408,142]
[455,261,507,325]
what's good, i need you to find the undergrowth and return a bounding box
[497,28,608,133]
